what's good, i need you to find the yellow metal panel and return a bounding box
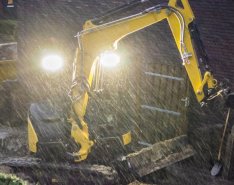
[69,117,94,162]
[122,131,132,145]
[166,1,204,101]
[28,117,38,153]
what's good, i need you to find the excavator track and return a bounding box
[0,157,120,185]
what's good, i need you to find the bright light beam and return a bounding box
[42,54,63,72]
[100,52,120,68]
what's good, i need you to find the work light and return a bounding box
[41,54,64,72]
[100,51,120,68]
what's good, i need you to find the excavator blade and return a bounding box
[125,135,195,177]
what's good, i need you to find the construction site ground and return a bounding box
[0,125,234,185]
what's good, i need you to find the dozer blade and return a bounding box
[126,135,195,177]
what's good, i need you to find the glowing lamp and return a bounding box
[100,52,120,68]
[41,54,63,72]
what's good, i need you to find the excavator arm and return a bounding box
[28,0,233,164]
[69,0,218,161]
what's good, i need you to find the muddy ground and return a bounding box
[0,125,234,185]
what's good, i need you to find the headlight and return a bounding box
[100,51,120,68]
[41,54,64,72]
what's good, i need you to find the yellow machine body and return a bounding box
[28,117,38,153]
[28,0,217,162]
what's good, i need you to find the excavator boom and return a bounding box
[68,0,217,161]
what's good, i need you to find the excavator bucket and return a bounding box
[125,135,194,177]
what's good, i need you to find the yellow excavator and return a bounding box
[1,0,234,184]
